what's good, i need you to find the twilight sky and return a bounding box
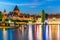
[0,0,60,14]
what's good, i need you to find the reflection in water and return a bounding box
[34,25,38,40]
[49,25,52,40]
[14,29,20,40]
[57,25,60,40]
[28,22,33,40]
[3,28,7,40]
[51,25,58,40]
[59,24,60,40]
[45,24,49,40]
[43,24,49,40]
[24,25,28,40]
[21,25,24,40]
[10,30,13,40]
[0,24,60,40]
[37,25,42,40]
[0,30,3,40]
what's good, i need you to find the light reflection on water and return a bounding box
[45,24,49,40]
[0,24,59,40]
[37,25,42,40]
[3,28,7,40]
[28,23,33,40]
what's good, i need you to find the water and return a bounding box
[45,24,49,40]
[37,25,42,40]
[0,24,60,40]
[57,24,60,40]
[43,24,49,40]
[34,24,42,40]
[3,28,7,40]
[28,22,33,40]
[49,25,52,40]
[0,30,3,40]
[34,25,37,40]
[51,24,58,40]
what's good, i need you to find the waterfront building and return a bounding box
[1,5,60,40]
[2,9,7,22]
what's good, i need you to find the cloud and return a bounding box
[30,6,37,8]
[0,2,15,5]
[0,2,45,8]
[0,2,44,6]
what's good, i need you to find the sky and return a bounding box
[0,0,60,14]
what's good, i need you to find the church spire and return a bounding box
[13,5,20,16]
[4,9,6,12]
[13,5,19,11]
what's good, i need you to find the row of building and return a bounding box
[1,5,60,24]
[2,5,40,21]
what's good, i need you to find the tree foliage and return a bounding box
[41,10,46,23]
[0,11,2,20]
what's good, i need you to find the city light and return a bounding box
[0,1,60,40]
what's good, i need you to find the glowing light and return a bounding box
[49,25,52,40]
[9,20,11,23]
[3,28,7,40]
[44,20,49,40]
[21,25,24,40]
[28,22,33,40]
[37,25,42,40]
[34,24,38,40]
[58,22,60,40]
[46,25,49,40]
[51,24,58,40]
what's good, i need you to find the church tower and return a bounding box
[13,5,20,16]
[2,9,7,22]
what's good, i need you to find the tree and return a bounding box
[32,19,36,23]
[0,11,2,21]
[41,10,46,23]
[41,10,46,40]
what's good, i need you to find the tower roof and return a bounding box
[13,5,19,11]
[4,9,6,12]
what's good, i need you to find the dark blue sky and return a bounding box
[0,0,60,14]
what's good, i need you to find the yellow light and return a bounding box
[3,28,7,40]
[9,20,11,23]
